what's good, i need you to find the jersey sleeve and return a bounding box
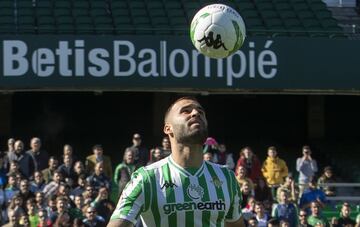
[225,170,242,222]
[110,167,147,225]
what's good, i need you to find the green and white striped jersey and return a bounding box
[110,156,242,227]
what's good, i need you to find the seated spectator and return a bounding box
[261,146,289,198]
[3,209,19,227]
[248,216,259,227]
[42,170,63,198]
[7,193,25,221]
[307,201,329,227]
[30,171,46,193]
[73,218,85,227]
[203,137,219,157]
[82,185,96,205]
[4,174,20,202]
[279,220,290,227]
[42,157,59,184]
[63,144,78,164]
[90,187,115,222]
[299,209,311,227]
[70,174,87,200]
[241,181,253,208]
[267,218,280,227]
[317,166,337,197]
[299,179,327,211]
[19,179,35,204]
[37,209,52,227]
[26,137,49,171]
[296,145,318,197]
[236,165,255,192]
[276,175,299,204]
[50,196,69,223]
[69,195,85,221]
[126,133,149,168]
[235,146,262,182]
[213,143,235,170]
[26,198,39,227]
[337,202,356,226]
[86,145,112,179]
[147,147,163,165]
[114,148,137,196]
[255,177,273,203]
[56,183,71,198]
[161,136,171,158]
[45,195,57,219]
[242,196,256,221]
[203,151,213,162]
[82,206,105,227]
[7,160,22,177]
[86,162,111,191]
[272,189,298,227]
[8,140,35,179]
[35,191,47,210]
[57,154,76,187]
[54,211,71,227]
[73,161,86,184]
[254,201,270,227]
[18,213,30,226]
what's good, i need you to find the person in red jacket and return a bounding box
[235,146,262,182]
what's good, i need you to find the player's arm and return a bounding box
[225,215,245,227]
[107,218,134,227]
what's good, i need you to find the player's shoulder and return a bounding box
[205,161,235,176]
[142,157,170,171]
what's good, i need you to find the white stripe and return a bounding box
[155,166,169,226]
[171,165,185,227]
[188,175,202,226]
[203,165,219,226]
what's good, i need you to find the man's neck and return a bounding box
[257,213,265,219]
[170,144,203,168]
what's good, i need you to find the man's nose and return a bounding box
[190,108,200,117]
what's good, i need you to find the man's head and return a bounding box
[74,161,85,174]
[56,196,68,213]
[123,148,135,164]
[63,144,73,156]
[34,171,43,184]
[132,133,142,147]
[248,217,258,227]
[92,144,103,157]
[85,206,97,220]
[299,209,308,224]
[162,136,171,150]
[26,198,36,214]
[8,138,15,151]
[236,165,246,177]
[302,145,311,156]
[153,147,163,161]
[95,162,104,175]
[20,179,30,194]
[267,146,277,158]
[14,140,24,154]
[241,182,251,195]
[279,189,289,204]
[324,166,333,178]
[241,146,253,159]
[48,156,59,171]
[7,209,17,224]
[63,154,72,166]
[8,174,17,187]
[53,170,63,183]
[203,152,213,162]
[311,201,321,216]
[35,192,44,204]
[341,203,351,218]
[30,137,41,152]
[254,201,265,216]
[74,195,84,209]
[164,97,208,146]
[280,220,290,227]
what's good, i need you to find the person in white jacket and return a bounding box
[296,145,318,197]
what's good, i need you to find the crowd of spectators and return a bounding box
[0,134,358,227]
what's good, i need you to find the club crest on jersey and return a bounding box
[211,177,223,188]
[187,184,204,200]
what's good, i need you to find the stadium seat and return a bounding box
[151,17,169,26]
[73,1,89,9]
[279,10,297,19]
[0,1,14,9]
[113,16,132,25]
[261,10,279,19]
[72,9,89,17]
[148,9,167,17]
[147,2,164,9]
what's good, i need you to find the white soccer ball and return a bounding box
[190,4,246,59]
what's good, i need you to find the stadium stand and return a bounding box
[0,0,347,37]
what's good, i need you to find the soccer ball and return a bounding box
[190,4,246,59]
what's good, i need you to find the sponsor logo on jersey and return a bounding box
[187,184,204,200]
[163,200,226,215]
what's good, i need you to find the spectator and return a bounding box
[299,179,327,211]
[42,157,59,184]
[267,218,280,227]
[54,211,71,227]
[69,195,85,221]
[4,138,15,154]
[57,183,71,198]
[299,209,311,227]
[90,187,115,222]
[272,189,298,227]
[242,196,256,221]
[63,144,78,164]
[70,175,87,200]
[73,161,86,184]
[4,174,19,202]
[147,147,163,165]
[26,198,39,227]
[254,201,270,227]
[203,151,213,162]
[203,137,219,156]
[3,208,19,227]
[161,136,171,157]
[213,143,235,170]
[235,146,262,182]
[0,151,7,188]
[114,148,136,196]
[26,137,49,171]
[307,201,329,227]
[296,145,318,196]
[85,145,112,179]
[86,162,111,191]
[279,220,290,227]
[37,209,52,227]
[248,217,259,227]
[276,175,299,204]
[318,166,337,197]
[42,170,63,198]
[19,179,35,203]
[261,146,288,198]
[337,202,356,226]
[126,133,148,167]
[8,140,35,179]
[58,154,76,187]
[7,160,22,177]
[236,165,255,192]
[50,196,69,223]
[7,193,25,221]
[73,218,85,227]
[82,206,105,227]
[19,213,30,227]
[254,177,273,203]
[35,192,46,210]
[45,195,57,219]
[30,171,46,193]
[241,181,253,208]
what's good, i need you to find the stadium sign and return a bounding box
[0,35,359,92]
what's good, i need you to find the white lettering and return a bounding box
[88,48,110,77]
[169,49,189,78]
[138,49,158,77]
[3,40,28,76]
[114,41,135,76]
[55,41,72,76]
[226,51,246,86]
[32,48,54,77]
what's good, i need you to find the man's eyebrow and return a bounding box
[180,104,205,112]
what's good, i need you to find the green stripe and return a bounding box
[180,174,194,227]
[198,174,210,227]
[138,168,151,212]
[148,169,161,227]
[168,157,190,177]
[216,211,225,227]
[120,172,143,217]
[221,168,234,220]
[162,163,177,226]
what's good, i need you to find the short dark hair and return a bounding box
[268,218,280,225]
[92,144,103,150]
[164,96,199,123]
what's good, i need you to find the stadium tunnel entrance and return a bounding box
[0,92,359,175]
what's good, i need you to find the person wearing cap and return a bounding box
[318,166,337,196]
[126,133,148,167]
[85,144,113,179]
[296,145,318,197]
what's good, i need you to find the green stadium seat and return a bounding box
[36,1,52,8]
[111,1,127,10]
[0,8,15,16]
[275,2,292,10]
[54,9,72,17]
[151,17,169,26]
[18,8,34,17]
[261,10,279,19]
[57,24,75,34]
[321,18,339,28]
[257,2,274,10]
[0,1,14,8]
[284,18,303,28]
[38,16,55,25]
[17,0,33,9]
[90,9,109,17]
[54,1,71,9]
[18,16,35,25]
[164,1,182,9]
[316,10,333,19]
[241,10,260,18]
[72,9,89,17]
[310,2,327,11]
[298,11,316,19]
[246,18,264,27]
[38,24,56,34]
[237,2,256,11]
[302,18,322,29]
[131,9,147,17]
[170,17,187,26]
[113,16,131,25]
[279,10,297,19]
[75,16,93,25]
[95,24,114,34]
[183,2,201,11]
[57,16,74,25]
[76,23,94,34]
[168,9,185,17]
[133,17,151,25]
[114,24,134,34]
[265,18,285,29]
[292,3,310,11]
[148,2,164,9]
[91,1,108,9]
[94,17,112,24]
[129,1,146,9]
[149,9,166,17]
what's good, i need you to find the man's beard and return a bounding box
[174,124,208,145]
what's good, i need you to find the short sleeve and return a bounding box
[110,168,146,224]
[225,170,242,222]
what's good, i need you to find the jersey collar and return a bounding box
[168,155,205,177]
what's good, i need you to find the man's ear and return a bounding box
[163,123,173,135]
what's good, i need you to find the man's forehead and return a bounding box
[172,99,203,110]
